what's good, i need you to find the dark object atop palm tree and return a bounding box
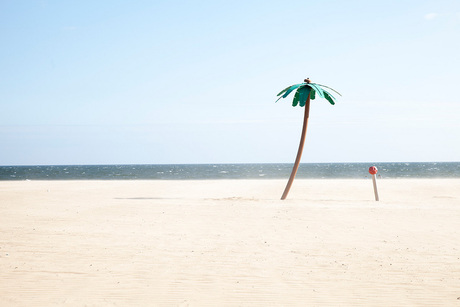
[276,78,341,200]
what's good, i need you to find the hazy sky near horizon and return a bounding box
[1,0,459,165]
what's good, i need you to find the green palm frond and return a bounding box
[276,84,303,102]
[307,83,324,99]
[316,84,342,96]
[298,86,311,107]
[282,84,304,98]
[277,85,292,97]
[322,89,336,105]
[292,89,300,107]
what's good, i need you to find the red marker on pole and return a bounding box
[369,166,379,201]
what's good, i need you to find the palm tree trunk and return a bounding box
[281,94,311,200]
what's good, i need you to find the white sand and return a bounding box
[1,179,459,306]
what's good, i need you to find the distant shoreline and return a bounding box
[1,162,460,181]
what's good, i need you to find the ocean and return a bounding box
[1,162,459,180]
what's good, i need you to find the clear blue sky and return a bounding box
[1,0,459,165]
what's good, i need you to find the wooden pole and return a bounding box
[281,95,311,200]
[372,174,379,201]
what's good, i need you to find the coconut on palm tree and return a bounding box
[276,78,341,200]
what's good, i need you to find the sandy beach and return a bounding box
[1,179,459,306]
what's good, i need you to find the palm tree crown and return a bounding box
[276,78,341,106]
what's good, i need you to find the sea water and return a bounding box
[1,162,459,180]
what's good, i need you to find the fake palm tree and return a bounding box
[277,78,341,200]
